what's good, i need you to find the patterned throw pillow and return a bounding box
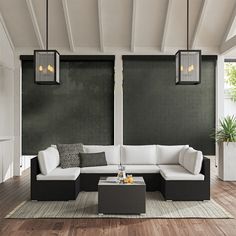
[57,143,84,168]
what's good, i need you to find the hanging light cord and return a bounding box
[187,0,189,50]
[46,0,48,50]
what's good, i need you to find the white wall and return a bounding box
[214,56,224,168]
[14,57,22,176]
[224,97,236,116]
[0,17,15,182]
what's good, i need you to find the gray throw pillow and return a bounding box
[57,143,84,168]
[79,152,107,168]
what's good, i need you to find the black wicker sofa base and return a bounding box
[31,157,210,201]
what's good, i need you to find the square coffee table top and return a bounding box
[98,177,145,186]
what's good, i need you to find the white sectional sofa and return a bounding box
[31,144,210,201]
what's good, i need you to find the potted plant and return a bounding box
[212,115,236,181]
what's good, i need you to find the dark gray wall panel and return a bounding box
[123,56,216,155]
[22,59,114,154]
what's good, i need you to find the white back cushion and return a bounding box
[80,165,119,173]
[179,147,188,166]
[121,145,157,165]
[179,147,203,175]
[124,165,160,173]
[157,145,189,164]
[38,147,60,175]
[83,145,120,165]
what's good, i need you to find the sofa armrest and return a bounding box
[31,156,40,181]
[200,157,210,182]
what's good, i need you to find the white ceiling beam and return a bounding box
[62,0,75,52]
[190,0,209,49]
[25,0,44,49]
[221,3,236,45]
[131,0,137,52]
[161,0,173,52]
[220,34,236,54]
[98,0,104,52]
[0,12,15,51]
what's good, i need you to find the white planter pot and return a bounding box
[218,142,236,181]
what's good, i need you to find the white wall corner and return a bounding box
[216,56,225,125]
[215,55,225,169]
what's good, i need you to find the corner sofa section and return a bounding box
[31,157,80,201]
[31,144,210,201]
[160,157,210,201]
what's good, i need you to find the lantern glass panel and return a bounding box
[177,51,200,84]
[35,50,60,84]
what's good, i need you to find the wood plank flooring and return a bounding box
[0,158,236,236]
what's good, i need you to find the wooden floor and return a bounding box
[1,158,236,236]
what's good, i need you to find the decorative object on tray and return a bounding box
[123,175,134,184]
[117,165,134,184]
[117,165,126,183]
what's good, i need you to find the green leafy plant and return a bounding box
[225,63,236,101]
[211,115,236,143]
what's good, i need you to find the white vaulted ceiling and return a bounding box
[0,0,236,55]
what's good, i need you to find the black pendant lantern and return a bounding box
[34,0,60,85]
[176,0,201,85]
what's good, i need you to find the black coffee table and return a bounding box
[98,177,146,215]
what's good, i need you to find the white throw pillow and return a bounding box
[121,145,157,165]
[83,145,120,165]
[157,145,189,164]
[180,147,203,175]
[38,147,60,175]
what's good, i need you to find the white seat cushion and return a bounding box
[124,165,160,174]
[179,147,203,175]
[80,165,119,173]
[159,165,204,181]
[83,145,120,165]
[121,145,157,165]
[38,147,60,175]
[157,145,189,164]
[37,167,80,181]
